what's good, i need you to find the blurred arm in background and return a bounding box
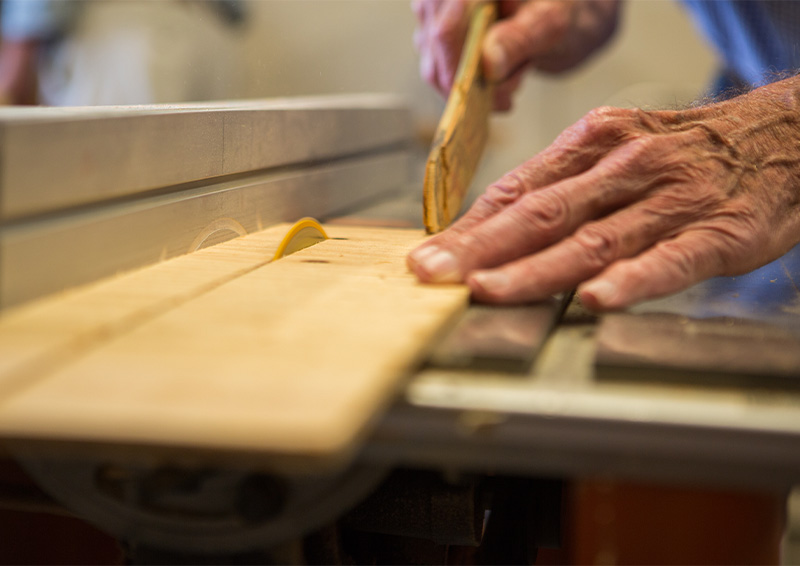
[0,0,246,106]
[0,0,77,104]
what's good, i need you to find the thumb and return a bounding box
[482,1,573,81]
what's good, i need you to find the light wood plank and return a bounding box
[0,223,294,401]
[0,227,469,462]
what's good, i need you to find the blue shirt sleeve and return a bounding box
[680,0,800,89]
[1,0,78,41]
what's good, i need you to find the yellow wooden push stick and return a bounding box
[423,2,497,233]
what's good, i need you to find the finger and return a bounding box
[577,229,739,311]
[429,0,473,94]
[492,66,526,111]
[411,0,429,21]
[413,0,466,96]
[418,38,438,90]
[464,190,704,303]
[483,0,573,81]
[412,0,424,21]
[415,0,439,90]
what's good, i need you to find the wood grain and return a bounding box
[0,226,469,463]
[0,223,294,401]
[423,3,496,233]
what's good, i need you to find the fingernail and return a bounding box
[419,249,461,283]
[580,280,618,307]
[408,245,438,267]
[470,270,510,294]
[483,40,508,81]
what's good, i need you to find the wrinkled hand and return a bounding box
[407,77,800,310]
[412,0,619,110]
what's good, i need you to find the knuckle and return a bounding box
[457,232,498,266]
[704,217,760,271]
[487,171,527,202]
[539,1,572,35]
[515,189,571,239]
[437,65,457,92]
[623,135,660,162]
[500,24,538,63]
[657,158,702,185]
[429,14,461,45]
[469,194,505,224]
[413,30,424,53]
[640,190,704,223]
[657,239,702,279]
[620,258,653,287]
[587,105,624,122]
[472,192,506,215]
[669,243,697,278]
[419,58,436,85]
[422,68,436,85]
[573,223,621,267]
[605,135,662,177]
[566,106,631,143]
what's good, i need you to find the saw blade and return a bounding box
[273,217,328,260]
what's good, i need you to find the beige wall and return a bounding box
[240,0,717,194]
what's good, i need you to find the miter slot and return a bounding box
[426,296,570,374]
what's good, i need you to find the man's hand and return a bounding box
[407,76,800,310]
[412,0,620,110]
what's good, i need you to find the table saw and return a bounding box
[0,95,798,564]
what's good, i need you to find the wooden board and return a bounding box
[1,150,409,309]
[423,4,495,233]
[0,226,469,464]
[0,95,410,220]
[0,223,294,401]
